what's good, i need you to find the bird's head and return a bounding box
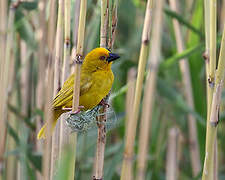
[82,48,120,72]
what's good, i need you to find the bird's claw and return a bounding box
[62,106,84,114]
[99,99,110,108]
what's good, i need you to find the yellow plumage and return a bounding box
[37,48,119,139]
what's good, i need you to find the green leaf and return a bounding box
[160,43,205,69]
[164,7,204,37]
[27,152,42,172]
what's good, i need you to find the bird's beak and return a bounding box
[107,53,120,62]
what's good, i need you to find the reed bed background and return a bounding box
[1,0,225,179]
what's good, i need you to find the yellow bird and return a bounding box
[37,48,120,139]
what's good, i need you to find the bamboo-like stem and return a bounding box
[50,0,64,178]
[136,1,164,179]
[42,62,54,180]
[72,0,80,47]
[0,0,7,68]
[169,0,201,177]
[202,13,225,180]
[100,0,108,48]
[36,0,47,179]
[202,0,218,179]
[70,0,87,179]
[0,2,16,176]
[125,68,136,128]
[209,0,216,82]
[94,1,109,179]
[220,0,225,32]
[59,0,71,161]
[48,0,57,54]
[121,0,153,179]
[166,128,180,180]
[53,0,64,96]
[5,36,17,180]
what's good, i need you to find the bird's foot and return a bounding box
[62,106,84,114]
[99,99,110,108]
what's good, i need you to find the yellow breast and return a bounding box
[79,70,114,110]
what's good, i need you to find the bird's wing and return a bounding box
[53,73,92,109]
[80,75,92,96]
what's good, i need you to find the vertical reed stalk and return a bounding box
[72,0,81,47]
[169,0,201,177]
[202,23,225,180]
[202,0,218,179]
[59,0,71,161]
[166,128,180,180]
[0,2,16,176]
[136,0,164,179]
[5,35,17,180]
[48,0,57,54]
[0,0,7,68]
[53,0,64,96]
[204,0,210,115]
[36,0,47,140]
[93,1,109,179]
[220,0,225,32]
[121,0,153,179]
[42,62,54,180]
[125,68,136,128]
[51,0,64,178]
[70,0,87,179]
[36,0,47,179]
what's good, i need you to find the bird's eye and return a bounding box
[99,56,106,60]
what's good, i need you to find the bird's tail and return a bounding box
[37,110,62,139]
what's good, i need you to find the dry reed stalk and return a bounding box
[0,0,7,66]
[121,0,153,179]
[35,0,47,179]
[0,1,17,176]
[202,8,225,180]
[169,0,201,176]
[42,62,54,180]
[5,40,17,180]
[220,0,225,32]
[166,128,180,180]
[125,68,136,128]
[93,0,109,179]
[47,0,57,54]
[72,0,80,47]
[136,0,164,179]
[53,0,64,96]
[50,0,64,178]
[58,0,71,161]
[69,0,87,179]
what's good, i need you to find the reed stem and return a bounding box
[51,0,64,178]
[169,0,201,176]
[94,1,109,179]
[166,128,180,180]
[202,0,218,179]
[59,0,71,162]
[0,2,16,176]
[202,2,225,180]
[136,0,164,179]
[42,62,54,180]
[121,0,153,179]
[70,0,87,179]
